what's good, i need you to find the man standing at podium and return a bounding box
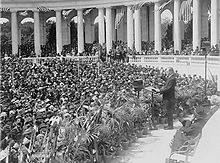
[159,67,176,130]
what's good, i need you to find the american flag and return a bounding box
[179,0,193,23]
[115,7,126,29]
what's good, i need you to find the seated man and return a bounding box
[170,120,193,152]
[170,101,215,152]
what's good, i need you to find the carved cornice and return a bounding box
[1,0,160,11]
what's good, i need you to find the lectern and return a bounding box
[133,79,144,98]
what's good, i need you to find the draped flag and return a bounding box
[83,8,93,16]
[179,0,193,23]
[37,6,50,12]
[0,7,10,12]
[158,0,173,11]
[115,7,125,29]
[130,1,152,11]
[19,10,28,16]
[207,1,211,20]
[207,1,211,13]
[62,9,73,20]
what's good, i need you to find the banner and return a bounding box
[19,10,28,17]
[37,6,50,12]
[62,9,73,20]
[115,7,125,29]
[179,0,193,23]
[158,0,173,12]
[0,8,10,12]
[83,8,93,16]
[130,1,150,11]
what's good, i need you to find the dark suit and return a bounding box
[160,74,176,127]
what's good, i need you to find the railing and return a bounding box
[5,55,219,66]
[128,55,220,84]
[22,55,99,64]
[128,55,220,66]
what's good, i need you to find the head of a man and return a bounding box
[166,67,174,77]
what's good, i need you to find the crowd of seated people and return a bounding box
[1,51,218,163]
[1,54,217,144]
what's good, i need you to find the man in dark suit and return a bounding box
[159,67,176,130]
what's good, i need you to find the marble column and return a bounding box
[18,26,21,46]
[56,10,63,54]
[34,10,41,56]
[98,7,105,45]
[85,13,93,43]
[154,2,161,52]
[134,9,141,52]
[211,0,219,47]
[174,0,181,52]
[11,10,18,55]
[40,13,47,45]
[193,0,201,50]
[106,7,112,53]
[127,5,134,50]
[77,9,84,53]
[201,0,209,39]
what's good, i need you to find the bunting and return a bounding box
[83,8,93,16]
[62,8,93,20]
[0,7,10,12]
[158,0,173,11]
[37,6,50,12]
[130,1,152,11]
[115,7,126,29]
[19,10,28,17]
[179,0,193,23]
[62,9,73,20]
[207,1,211,20]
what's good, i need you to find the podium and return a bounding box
[145,86,160,130]
[133,79,144,98]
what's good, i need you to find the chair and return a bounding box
[167,133,202,163]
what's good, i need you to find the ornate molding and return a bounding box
[1,0,160,11]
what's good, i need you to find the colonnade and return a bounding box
[4,0,220,56]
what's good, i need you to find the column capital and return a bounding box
[32,9,40,13]
[10,9,18,13]
[54,9,62,12]
[76,8,83,11]
[154,1,161,5]
[97,7,105,10]
[105,6,112,9]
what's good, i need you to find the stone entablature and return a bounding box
[1,0,160,11]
